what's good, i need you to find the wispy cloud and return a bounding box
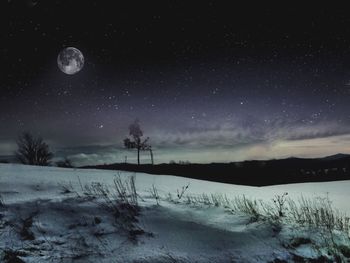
[150,119,349,149]
[53,119,350,166]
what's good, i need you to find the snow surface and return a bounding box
[0,163,349,262]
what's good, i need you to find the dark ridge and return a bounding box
[0,155,16,163]
[82,154,350,186]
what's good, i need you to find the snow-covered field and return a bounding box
[0,163,350,262]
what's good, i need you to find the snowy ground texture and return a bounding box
[1,163,350,262]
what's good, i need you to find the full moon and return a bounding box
[57,47,84,75]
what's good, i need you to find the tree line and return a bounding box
[14,120,153,166]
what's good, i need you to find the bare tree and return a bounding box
[148,146,154,165]
[15,132,53,166]
[123,120,153,165]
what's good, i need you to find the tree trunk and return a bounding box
[137,147,140,165]
[150,148,154,165]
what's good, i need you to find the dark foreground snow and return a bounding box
[0,164,349,262]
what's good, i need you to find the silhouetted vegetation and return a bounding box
[84,154,350,186]
[56,158,73,168]
[123,120,153,165]
[15,132,53,166]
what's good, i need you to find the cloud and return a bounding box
[0,141,16,155]
[67,153,118,166]
[150,118,349,150]
[4,116,347,166]
[52,118,350,166]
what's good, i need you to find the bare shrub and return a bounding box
[15,132,53,166]
[113,175,138,206]
[287,195,350,236]
[272,192,288,217]
[184,194,209,206]
[184,193,230,208]
[82,175,145,242]
[149,184,161,205]
[58,181,74,194]
[231,195,261,221]
[199,194,211,205]
[166,186,350,242]
[289,196,331,229]
[211,193,230,207]
[258,193,289,222]
[176,183,189,201]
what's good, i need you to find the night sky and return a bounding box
[2,2,350,165]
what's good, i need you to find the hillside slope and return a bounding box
[0,164,350,262]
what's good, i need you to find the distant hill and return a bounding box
[0,155,16,163]
[321,153,350,160]
[83,154,350,186]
